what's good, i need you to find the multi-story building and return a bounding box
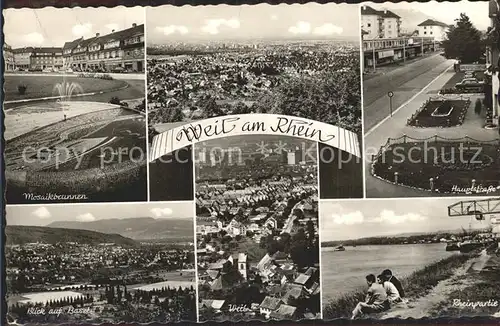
[12,47,34,70]
[29,47,63,70]
[417,19,451,42]
[487,0,500,117]
[63,23,144,72]
[361,5,401,39]
[3,43,15,71]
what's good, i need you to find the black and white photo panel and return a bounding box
[3,6,147,204]
[361,1,500,198]
[5,202,197,324]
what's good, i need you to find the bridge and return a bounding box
[362,37,438,70]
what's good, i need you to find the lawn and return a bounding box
[372,141,500,193]
[408,99,470,127]
[5,75,127,102]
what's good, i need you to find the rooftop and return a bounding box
[361,5,401,19]
[418,19,451,28]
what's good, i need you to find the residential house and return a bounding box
[417,19,451,42]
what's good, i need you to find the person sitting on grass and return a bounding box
[377,274,401,304]
[382,269,405,299]
[351,274,389,319]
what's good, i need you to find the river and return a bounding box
[321,243,456,302]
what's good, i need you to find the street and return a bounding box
[363,53,450,132]
[363,55,498,197]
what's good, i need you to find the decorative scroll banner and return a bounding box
[148,114,361,162]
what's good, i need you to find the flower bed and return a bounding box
[407,99,470,128]
[372,140,500,194]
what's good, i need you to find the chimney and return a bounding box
[112,29,115,33]
[96,33,100,37]
[132,23,137,27]
[362,5,366,10]
[384,10,387,14]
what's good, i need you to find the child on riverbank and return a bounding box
[378,274,402,304]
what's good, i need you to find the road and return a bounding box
[363,53,450,132]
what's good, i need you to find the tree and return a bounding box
[442,13,485,64]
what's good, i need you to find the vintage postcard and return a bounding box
[5,202,197,324]
[3,7,147,204]
[362,1,500,198]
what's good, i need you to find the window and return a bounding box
[424,26,427,29]
[424,31,427,35]
[430,31,433,35]
[367,23,371,27]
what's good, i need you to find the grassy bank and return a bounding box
[323,254,473,319]
[431,254,500,317]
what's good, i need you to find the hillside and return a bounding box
[6,225,138,247]
[47,217,194,241]
[322,228,490,247]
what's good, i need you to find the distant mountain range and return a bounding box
[6,225,138,247]
[46,217,194,241]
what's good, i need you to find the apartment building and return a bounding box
[361,5,401,39]
[417,19,451,42]
[62,23,145,72]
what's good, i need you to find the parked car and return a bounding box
[464,71,476,79]
[111,66,125,73]
[455,78,484,92]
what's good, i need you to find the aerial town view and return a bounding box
[361,2,500,197]
[5,202,197,324]
[3,7,147,204]
[194,135,321,321]
[145,2,363,201]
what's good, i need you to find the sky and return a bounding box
[3,6,145,48]
[321,197,494,242]
[365,1,490,31]
[6,202,193,226]
[147,3,360,44]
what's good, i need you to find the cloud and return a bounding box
[72,23,92,37]
[201,18,240,35]
[156,25,189,35]
[313,23,343,36]
[76,213,96,222]
[371,210,427,224]
[332,211,364,225]
[32,207,51,219]
[288,21,312,35]
[22,32,44,45]
[151,207,173,218]
[270,15,279,21]
[105,23,120,32]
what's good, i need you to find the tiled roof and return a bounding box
[260,296,282,310]
[361,5,401,19]
[92,24,144,46]
[12,47,34,53]
[418,19,450,28]
[63,37,83,50]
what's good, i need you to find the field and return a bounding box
[372,141,500,193]
[408,99,470,127]
[17,291,84,305]
[4,75,127,102]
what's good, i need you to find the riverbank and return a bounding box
[430,250,500,317]
[323,253,473,319]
